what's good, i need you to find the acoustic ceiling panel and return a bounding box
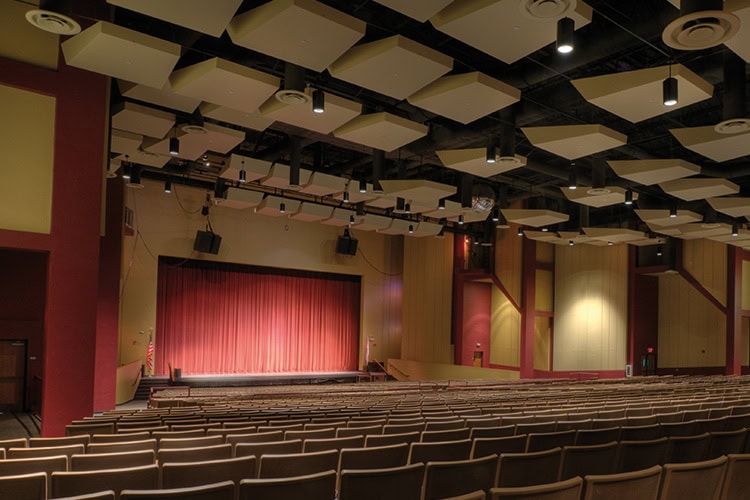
[118,80,201,113]
[255,196,301,216]
[583,227,647,243]
[501,209,569,227]
[328,35,453,100]
[320,208,356,226]
[170,57,280,114]
[706,197,750,218]
[110,128,143,154]
[290,203,334,222]
[571,64,713,123]
[635,209,703,226]
[628,237,668,246]
[114,150,170,168]
[260,164,312,189]
[608,159,701,185]
[407,72,520,124]
[413,222,444,237]
[521,124,627,160]
[333,112,428,152]
[215,187,265,209]
[259,90,362,135]
[660,178,740,201]
[669,223,732,240]
[220,154,272,183]
[61,21,180,88]
[436,148,526,177]
[449,209,490,224]
[331,184,379,204]
[227,0,365,72]
[523,230,563,243]
[562,186,637,208]
[708,229,750,245]
[354,214,392,232]
[366,196,398,210]
[298,171,348,197]
[430,0,593,64]
[379,218,414,235]
[374,0,455,22]
[670,126,750,162]
[423,200,462,218]
[143,122,244,160]
[111,102,175,139]
[106,0,243,37]
[378,179,457,203]
[725,0,750,62]
[200,103,275,132]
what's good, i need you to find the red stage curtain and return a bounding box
[155,258,360,375]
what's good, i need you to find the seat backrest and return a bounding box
[382,423,425,435]
[590,418,627,430]
[338,443,409,472]
[0,472,47,500]
[30,435,90,448]
[575,427,620,446]
[91,432,151,443]
[421,428,471,443]
[558,441,618,480]
[8,444,85,460]
[258,449,339,479]
[234,439,303,460]
[226,431,283,446]
[658,455,727,500]
[303,435,365,453]
[719,453,750,500]
[66,423,116,437]
[618,424,662,441]
[515,422,556,435]
[365,432,420,448]
[158,436,223,450]
[471,435,527,459]
[336,425,382,438]
[470,426,516,440]
[423,420,465,432]
[489,476,583,500]
[239,470,336,500]
[338,463,425,500]
[51,464,159,499]
[70,450,155,471]
[152,430,206,442]
[707,429,747,459]
[526,430,577,453]
[121,480,235,499]
[582,465,662,500]
[496,447,562,488]
[615,437,669,473]
[661,421,700,437]
[423,454,499,500]
[0,438,28,452]
[156,444,233,464]
[409,439,472,464]
[284,428,336,440]
[87,439,157,455]
[0,455,68,478]
[555,419,593,432]
[464,418,502,429]
[51,490,116,499]
[667,433,711,463]
[161,456,256,489]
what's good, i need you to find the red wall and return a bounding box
[460,282,491,367]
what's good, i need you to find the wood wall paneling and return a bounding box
[683,239,727,306]
[495,226,523,307]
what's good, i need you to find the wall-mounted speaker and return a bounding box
[336,233,358,255]
[194,230,221,254]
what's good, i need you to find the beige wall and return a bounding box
[0,1,59,70]
[0,84,55,235]
[400,234,454,364]
[490,287,520,367]
[658,273,726,367]
[553,244,628,371]
[495,227,523,306]
[388,358,519,381]
[119,180,404,371]
[683,239,726,306]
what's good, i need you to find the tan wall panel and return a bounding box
[657,273,725,367]
[742,261,750,311]
[0,84,55,234]
[119,180,403,370]
[401,234,454,364]
[0,2,59,70]
[553,245,628,371]
[536,241,554,264]
[536,269,554,312]
[495,228,522,306]
[742,317,750,366]
[388,358,519,381]
[683,239,726,306]
[490,287,520,367]
[534,316,551,371]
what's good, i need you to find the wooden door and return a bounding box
[0,340,26,411]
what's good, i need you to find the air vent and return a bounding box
[519,0,574,21]
[662,11,739,50]
[274,89,310,105]
[586,187,611,195]
[714,118,750,135]
[25,9,81,35]
[180,124,208,135]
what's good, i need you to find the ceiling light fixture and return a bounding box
[458,215,464,225]
[169,132,180,156]
[343,191,349,203]
[607,241,614,246]
[568,240,575,246]
[657,245,663,257]
[568,162,577,190]
[359,178,367,193]
[486,137,496,164]
[669,204,678,218]
[239,160,246,183]
[279,202,286,214]
[312,89,325,114]
[164,181,172,194]
[624,189,633,205]
[404,203,411,214]
[732,223,739,237]
[349,215,355,226]
[408,224,414,234]
[438,199,446,210]
[122,156,131,180]
[663,65,678,107]
[517,227,523,237]
[556,17,574,54]
[491,209,499,222]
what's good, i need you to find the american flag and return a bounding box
[146,334,154,376]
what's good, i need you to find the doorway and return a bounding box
[0,340,27,411]
[473,351,483,368]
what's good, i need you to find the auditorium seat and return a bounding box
[420,428,471,442]
[161,455,255,489]
[470,426,517,440]
[616,437,670,473]
[121,480,235,499]
[382,423,425,435]
[707,429,748,459]
[152,430,207,442]
[471,435,528,459]
[285,428,336,440]
[206,426,257,439]
[590,418,627,430]
[582,465,662,500]
[91,432,151,443]
[558,441,618,480]
[423,454,499,500]
[660,421,700,437]
[305,421,346,430]
[30,435,90,448]
[555,419,593,432]
[365,432,420,448]
[337,443,409,472]
[70,450,156,471]
[724,414,750,431]
[66,423,116,437]
[445,490,486,500]
[51,464,159,499]
[240,470,336,500]
[234,439,303,460]
[226,431,283,446]
[303,435,365,453]
[257,449,339,479]
[87,439,157,455]
[159,436,224,449]
[658,456,727,500]
[619,424,662,441]
[0,438,27,452]
[490,476,583,500]
[408,439,472,464]
[496,447,562,488]
[52,490,117,499]
[170,423,221,432]
[8,444,84,460]
[338,463,424,500]
[336,425,381,438]
[719,453,750,500]
[347,419,387,428]
[464,417,502,429]
[157,444,233,464]
[423,420,465,431]
[666,433,710,463]
[514,422,556,435]
[0,472,47,500]
[575,427,620,446]
[526,430,576,453]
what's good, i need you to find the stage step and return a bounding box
[135,376,169,400]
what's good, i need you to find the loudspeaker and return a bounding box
[194,230,221,254]
[336,234,358,255]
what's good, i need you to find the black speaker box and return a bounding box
[336,235,358,255]
[194,230,222,254]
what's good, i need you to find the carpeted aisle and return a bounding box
[0,409,40,440]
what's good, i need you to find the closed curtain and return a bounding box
[155,257,360,374]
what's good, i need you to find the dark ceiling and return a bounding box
[103,0,750,232]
